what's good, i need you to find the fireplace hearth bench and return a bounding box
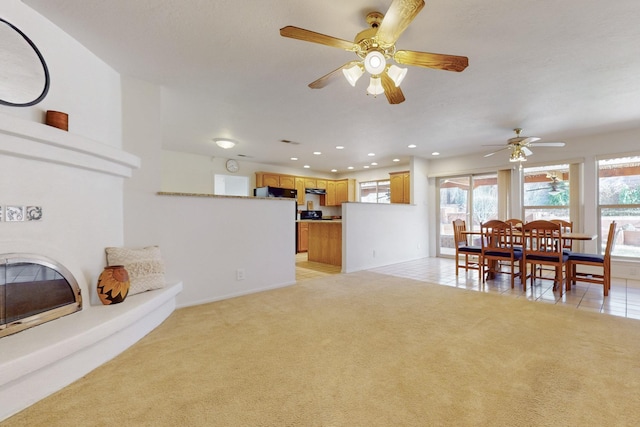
[0,282,182,421]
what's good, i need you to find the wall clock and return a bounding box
[226,159,239,173]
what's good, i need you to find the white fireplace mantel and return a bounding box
[0,112,140,177]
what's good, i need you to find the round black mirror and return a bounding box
[0,17,50,107]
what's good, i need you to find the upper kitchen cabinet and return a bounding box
[256,172,279,187]
[304,178,317,189]
[255,172,295,190]
[316,179,327,189]
[390,171,410,204]
[295,177,305,205]
[279,175,296,189]
[318,179,355,206]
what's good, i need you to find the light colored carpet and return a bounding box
[4,271,640,426]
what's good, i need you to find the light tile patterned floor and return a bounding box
[296,253,640,320]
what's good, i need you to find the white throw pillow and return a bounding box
[105,246,165,295]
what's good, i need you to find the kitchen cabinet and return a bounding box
[335,179,355,205]
[279,175,296,190]
[260,173,280,188]
[307,221,341,266]
[297,222,309,253]
[321,179,355,206]
[255,172,296,190]
[256,172,352,206]
[324,181,336,206]
[390,171,410,204]
[295,177,305,205]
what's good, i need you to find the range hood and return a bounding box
[305,188,326,195]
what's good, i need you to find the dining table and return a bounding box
[460,229,597,283]
[462,230,596,241]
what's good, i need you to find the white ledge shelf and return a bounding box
[0,112,140,178]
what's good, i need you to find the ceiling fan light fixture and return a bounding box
[387,64,408,87]
[509,148,527,162]
[342,63,364,87]
[367,76,384,96]
[548,189,561,196]
[364,51,386,75]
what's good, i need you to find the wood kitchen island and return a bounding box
[307,220,342,266]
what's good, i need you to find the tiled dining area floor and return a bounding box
[296,253,640,320]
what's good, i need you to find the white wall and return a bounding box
[122,79,297,307]
[0,0,122,146]
[0,0,125,303]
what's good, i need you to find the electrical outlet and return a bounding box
[373,250,376,258]
[236,268,245,281]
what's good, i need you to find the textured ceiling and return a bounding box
[23,0,640,173]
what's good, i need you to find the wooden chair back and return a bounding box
[550,219,573,251]
[566,222,617,296]
[522,220,566,291]
[505,218,523,244]
[480,220,523,288]
[453,219,481,278]
[452,219,468,248]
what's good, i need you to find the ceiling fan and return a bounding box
[527,171,567,195]
[484,128,566,162]
[279,0,468,105]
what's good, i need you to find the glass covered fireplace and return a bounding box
[1,254,82,338]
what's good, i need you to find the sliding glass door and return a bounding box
[438,173,498,256]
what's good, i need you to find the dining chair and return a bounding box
[566,222,617,296]
[452,219,481,279]
[480,219,523,289]
[533,219,573,277]
[550,219,574,254]
[522,220,568,291]
[505,218,524,247]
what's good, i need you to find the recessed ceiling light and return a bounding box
[393,158,400,162]
[371,162,378,166]
[336,146,344,150]
[291,157,298,161]
[432,152,440,156]
[408,144,417,149]
[331,169,338,172]
[348,166,354,170]
[364,165,370,169]
[213,138,237,149]
[368,153,375,157]
[313,151,322,155]
[304,165,310,168]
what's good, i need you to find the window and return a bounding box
[523,165,570,222]
[360,180,390,203]
[214,174,249,196]
[598,156,640,258]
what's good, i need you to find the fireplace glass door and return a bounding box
[1,254,82,338]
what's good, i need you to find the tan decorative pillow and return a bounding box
[105,246,165,296]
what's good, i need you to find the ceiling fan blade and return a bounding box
[522,146,533,156]
[375,0,425,47]
[380,72,405,104]
[308,61,360,89]
[280,26,355,51]
[529,141,566,147]
[520,136,541,145]
[484,147,510,158]
[394,50,468,72]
